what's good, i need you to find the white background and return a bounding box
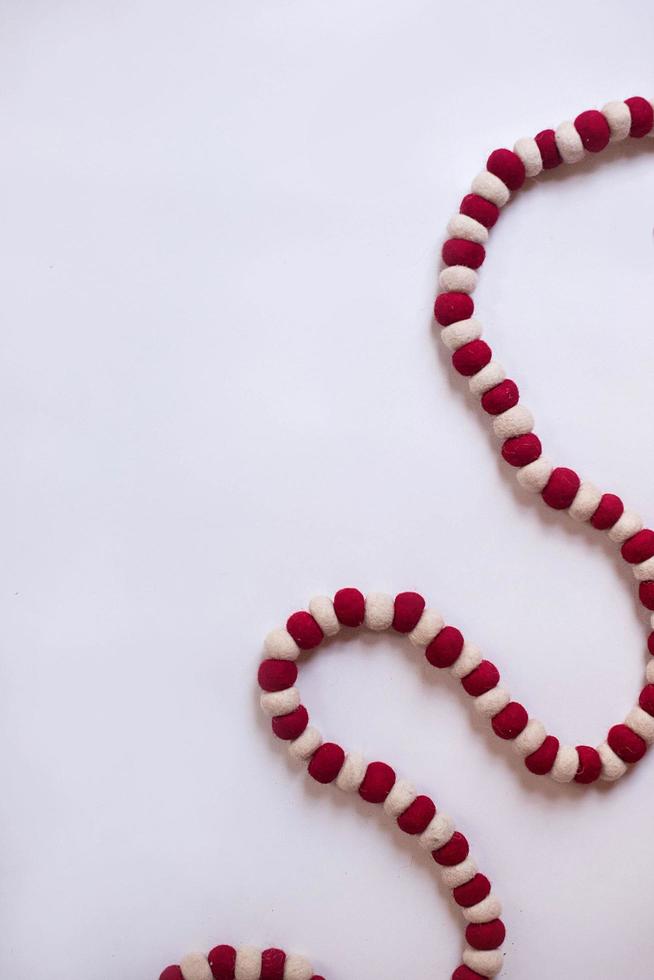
[2,2,654,978]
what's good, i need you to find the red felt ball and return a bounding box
[397,794,436,834]
[608,723,647,763]
[639,684,654,716]
[574,109,610,152]
[639,581,654,610]
[626,96,654,137]
[434,291,475,326]
[621,528,654,564]
[261,948,286,980]
[208,945,237,980]
[466,919,506,951]
[542,467,580,510]
[393,591,426,632]
[333,587,365,627]
[590,493,624,530]
[271,705,309,741]
[286,611,323,650]
[308,742,345,784]
[425,625,464,668]
[160,968,184,980]
[492,701,528,740]
[501,433,542,467]
[535,128,562,169]
[452,965,486,980]
[487,148,526,190]
[525,734,559,775]
[574,745,602,784]
[432,831,469,866]
[258,659,298,692]
[459,193,500,229]
[453,873,491,908]
[461,660,500,697]
[359,761,396,803]
[452,340,492,377]
[481,379,519,415]
[442,238,486,269]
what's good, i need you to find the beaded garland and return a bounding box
[159,97,654,980]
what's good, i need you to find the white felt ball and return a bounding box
[308,596,340,637]
[516,458,553,493]
[288,727,322,761]
[283,954,313,980]
[568,481,602,522]
[602,100,631,141]
[550,745,578,783]
[471,170,510,207]
[336,751,366,792]
[439,265,478,294]
[647,659,654,685]
[440,856,478,889]
[383,778,418,818]
[513,718,546,757]
[235,947,262,980]
[492,405,534,440]
[513,136,542,177]
[463,947,503,977]
[463,894,502,924]
[607,509,643,544]
[625,706,654,745]
[450,642,483,679]
[440,317,483,351]
[598,741,628,782]
[473,687,511,719]
[364,592,394,631]
[264,628,300,661]
[447,212,489,244]
[420,812,455,850]
[468,361,506,396]
[555,120,584,163]
[180,954,212,980]
[409,608,444,648]
[260,687,300,717]
[633,556,654,582]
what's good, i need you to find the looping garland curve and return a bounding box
[158,96,654,980]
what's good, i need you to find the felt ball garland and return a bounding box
[160,96,654,980]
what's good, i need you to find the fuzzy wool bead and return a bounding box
[626,95,654,137]
[272,705,309,740]
[440,318,483,351]
[308,596,340,637]
[288,726,322,761]
[336,751,366,792]
[235,947,261,980]
[574,109,610,152]
[442,238,486,269]
[453,873,492,909]
[602,101,631,140]
[468,361,506,396]
[474,687,511,719]
[491,702,528,739]
[452,340,492,376]
[308,743,345,784]
[426,625,464,668]
[459,193,500,228]
[555,120,584,163]
[450,642,483,679]
[363,592,394,630]
[434,291,475,326]
[535,128,562,168]
[516,457,553,493]
[590,492,624,530]
[286,612,323,650]
[462,660,500,697]
[180,953,212,980]
[481,379,519,416]
[409,608,444,648]
[208,945,237,978]
[333,587,365,626]
[501,433,542,467]
[574,745,602,784]
[608,723,647,763]
[542,467,580,510]
[439,265,478,294]
[358,761,396,803]
[525,735,559,775]
[447,213,489,244]
[486,148,526,190]
[258,659,298,693]
[397,794,436,834]
[471,171,510,207]
[393,591,426,632]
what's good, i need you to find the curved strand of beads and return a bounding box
[159,96,654,980]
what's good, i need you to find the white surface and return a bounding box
[1,3,654,978]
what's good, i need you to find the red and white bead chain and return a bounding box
[159,96,654,980]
